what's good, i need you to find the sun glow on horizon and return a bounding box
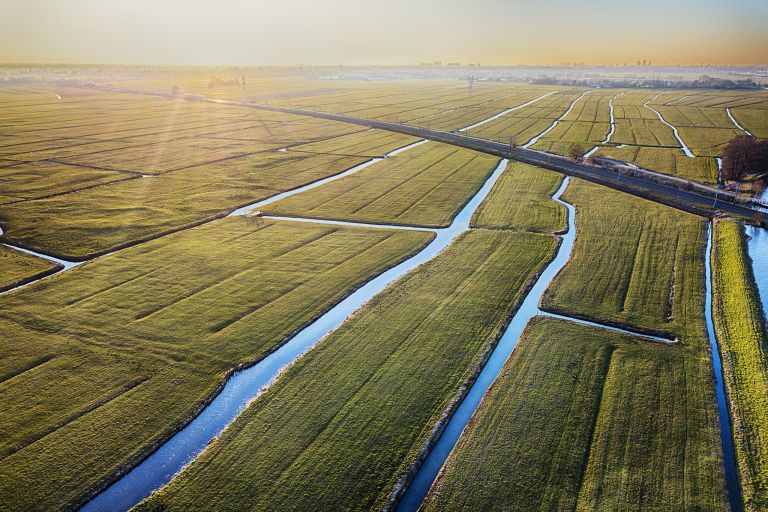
[1,0,766,66]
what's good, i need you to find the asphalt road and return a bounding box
[221,99,764,224]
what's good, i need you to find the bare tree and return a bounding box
[568,144,585,161]
[722,135,768,181]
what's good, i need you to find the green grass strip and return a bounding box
[712,219,768,511]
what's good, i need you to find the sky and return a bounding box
[1,0,766,66]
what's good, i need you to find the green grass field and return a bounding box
[409,88,561,132]
[135,229,557,512]
[0,91,360,164]
[0,87,408,258]
[0,245,60,292]
[0,152,370,258]
[0,218,431,511]
[542,179,710,337]
[269,82,548,130]
[1,84,759,258]
[263,142,500,227]
[289,129,419,157]
[0,161,131,203]
[655,89,768,139]
[611,91,681,148]
[425,180,726,511]
[730,108,768,138]
[464,89,587,145]
[470,161,566,233]
[1,80,765,511]
[595,145,718,183]
[423,316,723,512]
[590,89,768,182]
[712,219,768,511]
[530,90,614,156]
[652,97,743,157]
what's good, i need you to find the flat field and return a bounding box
[653,93,743,157]
[423,316,722,512]
[0,245,60,292]
[529,90,614,155]
[542,179,709,336]
[0,218,431,511]
[426,180,726,510]
[0,161,131,203]
[595,145,718,183]
[288,128,419,157]
[730,107,768,138]
[595,89,768,181]
[464,89,587,146]
[135,229,557,512]
[0,151,370,258]
[470,161,566,233]
[269,82,550,130]
[263,142,500,227]
[1,78,766,512]
[610,90,681,147]
[657,89,768,139]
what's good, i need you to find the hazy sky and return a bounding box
[2,0,766,66]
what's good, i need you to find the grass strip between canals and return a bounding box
[423,316,691,512]
[427,180,728,511]
[712,218,768,511]
[262,142,499,228]
[135,229,558,511]
[469,161,566,233]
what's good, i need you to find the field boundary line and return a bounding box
[619,219,647,313]
[574,346,616,506]
[1,377,148,462]
[665,234,681,322]
[210,230,404,335]
[0,354,55,386]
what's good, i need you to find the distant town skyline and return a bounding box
[2,0,766,66]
